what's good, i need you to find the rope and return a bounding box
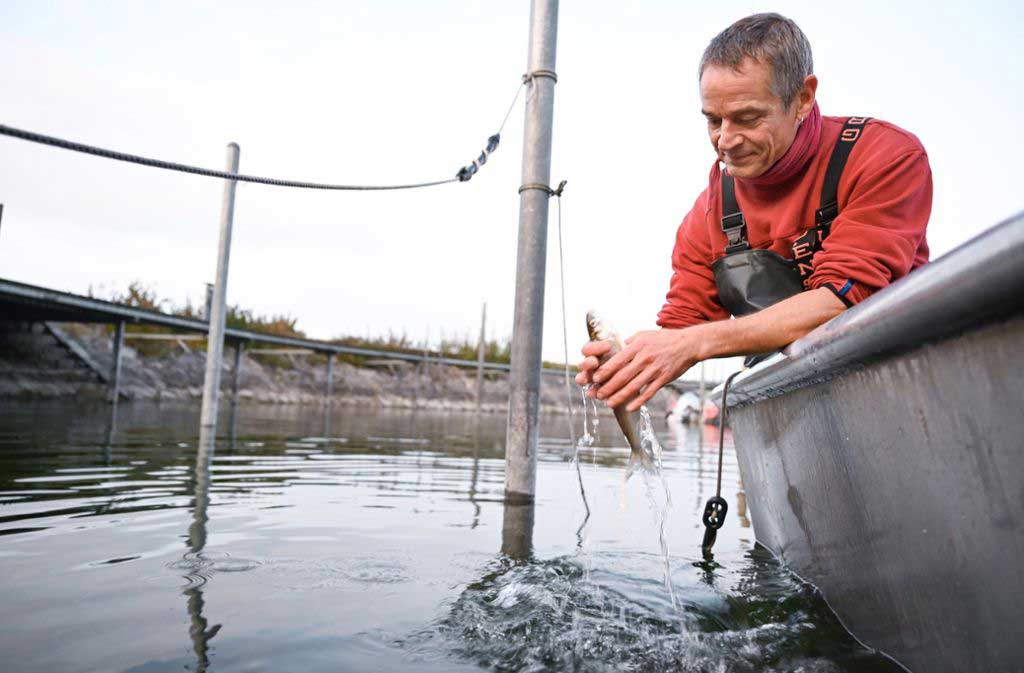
[522,69,557,107]
[553,182,589,517]
[456,78,536,183]
[524,69,558,83]
[518,180,566,196]
[0,123,458,191]
[0,75,534,191]
[498,81,526,136]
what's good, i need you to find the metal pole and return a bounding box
[325,353,334,406]
[475,302,487,412]
[414,361,422,408]
[504,0,559,503]
[231,341,244,401]
[501,500,536,560]
[199,143,240,431]
[109,320,125,403]
[419,328,431,405]
[204,283,214,321]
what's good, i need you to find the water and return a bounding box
[0,400,900,673]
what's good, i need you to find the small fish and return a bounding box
[585,310,654,475]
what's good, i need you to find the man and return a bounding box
[576,13,931,410]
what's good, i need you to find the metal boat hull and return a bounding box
[721,214,1024,672]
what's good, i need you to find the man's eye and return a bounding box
[706,118,721,127]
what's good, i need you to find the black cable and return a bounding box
[702,368,743,555]
[715,369,743,498]
[1,73,536,191]
[0,123,458,191]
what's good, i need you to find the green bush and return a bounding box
[101,282,574,371]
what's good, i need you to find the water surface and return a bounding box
[0,400,899,672]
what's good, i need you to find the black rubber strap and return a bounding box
[825,282,855,308]
[720,172,748,252]
[817,117,871,224]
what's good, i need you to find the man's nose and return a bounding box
[718,120,743,152]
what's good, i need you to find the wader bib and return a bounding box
[711,117,870,318]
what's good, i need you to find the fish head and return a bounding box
[585,309,606,342]
[586,310,624,351]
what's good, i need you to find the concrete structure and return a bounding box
[3,278,716,404]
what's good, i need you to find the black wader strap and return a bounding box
[816,117,871,225]
[721,116,872,266]
[791,116,872,281]
[720,172,748,253]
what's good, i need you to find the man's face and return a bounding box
[700,58,804,179]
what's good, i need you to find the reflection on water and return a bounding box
[500,501,534,562]
[0,400,900,673]
[185,430,217,673]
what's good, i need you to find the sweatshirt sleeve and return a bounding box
[807,142,932,306]
[656,189,731,328]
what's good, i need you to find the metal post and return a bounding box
[204,283,214,321]
[418,329,430,407]
[325,352,335,406]
[504,0,560,503]
[501,500,536,560]
[414,361,421,408]
[109,320,125,403]
[199,143,240,431]
[475,302,487,412]
[231,341,244,401]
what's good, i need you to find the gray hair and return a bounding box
[699,13,813,108]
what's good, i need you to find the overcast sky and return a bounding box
[1,1,1020,378]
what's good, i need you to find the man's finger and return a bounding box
[626,373,670,412]
[605,366,657,408]
[574,356,600,385]
[592,343,636,384]
[595,355,643,401]
[581,340,612,358]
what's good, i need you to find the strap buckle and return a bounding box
[722,212,748,253]
[815,202,839,226]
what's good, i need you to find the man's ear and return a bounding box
[796,74,818,119]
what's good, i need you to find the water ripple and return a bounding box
[167,551,262,587]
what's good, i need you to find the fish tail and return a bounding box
[625,449,649,481]
[625,451,639,481]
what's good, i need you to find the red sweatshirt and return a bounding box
[656,116,932,329]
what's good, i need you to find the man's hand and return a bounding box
[574,340,611,389]
[574,287,846,413]
[575,328,703,412]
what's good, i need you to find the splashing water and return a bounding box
[405,547,897,673]
[573,384,600,575]
[574,386,676,609]
[577,385,598,455]
[638,405,676,608]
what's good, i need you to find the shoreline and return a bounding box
[1,322,669,414]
